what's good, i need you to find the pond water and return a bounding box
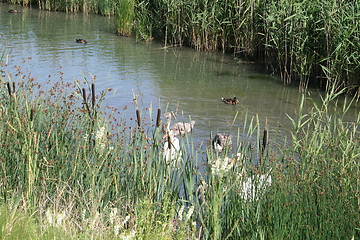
[1,3,358,149]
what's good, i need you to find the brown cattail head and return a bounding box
[261,119,268,154]
[30,108,35,121]
[136,109,141,127]
[82,88,87,104]
[6,82,12,97]
[167,134,171,149]
[91,83,95,107]
[156,108,161,127]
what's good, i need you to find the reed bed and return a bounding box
[3,0,359,91]
[0,59,359,239]
[3,0,118,15]
[130,0,360,91]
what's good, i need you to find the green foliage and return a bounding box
[116,0,135,36]
[0,53,358,238]
[3,0,359,90]
[130,0,359,90]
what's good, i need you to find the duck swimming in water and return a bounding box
[221,97,239,105]
[76,39,87,44]
[8,9,19,13]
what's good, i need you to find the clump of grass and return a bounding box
[115,0,135,36]
[0,57,359,238]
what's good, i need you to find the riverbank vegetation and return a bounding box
[3,0,360,92]
[0,59,359,238]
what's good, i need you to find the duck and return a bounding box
[8,9,19,13]
[164,112,195,136]
[75,39,87,44]
[163,130,182,164]
[212,133,233,152]
[221,97,239,105]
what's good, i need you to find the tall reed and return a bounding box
[0,54,359,238]
[3,0,359,90]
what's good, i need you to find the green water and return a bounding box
[1,3,358,146]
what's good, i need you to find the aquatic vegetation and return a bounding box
[0,60,358,239]
[130,0,360,92]
[3,0,359,91]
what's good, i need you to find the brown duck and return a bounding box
[8,9,19,13]
[75,39,87,44]
[221,97,239,105]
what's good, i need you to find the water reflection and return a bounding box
[1,3,358,150]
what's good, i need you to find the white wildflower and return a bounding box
[114,223,120,235]
[211,156,234,176]
[95,126,105,140]
[45,209,53,225]
[81,209,86,221]
[241,173,272,202]
[122,215,130,226]
[109,208,118,225]
[56,211,66,226]
[91,212,99,227]
[186,206,194,220]
[95,126,107,153]
[120,230,136,240]
[178,205,185,221]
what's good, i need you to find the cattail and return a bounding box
[91,83,95,107]
[167,134,171,149]
[30,108,35,121]
[156,108,161,127]
[82,88,87,105]
[136,109,141,127]
[12,82,15,93]
[6,82,12,97]
[261,119,268,155]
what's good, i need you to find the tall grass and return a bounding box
[0,61,358,238]
[131,0,359,91]
[3,0,359,91]
[3,0,118,15]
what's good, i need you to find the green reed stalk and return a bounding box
[116,0,135,36]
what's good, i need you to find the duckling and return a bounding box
[164,112,195,136]
[221,97,239,105]
[8,9,19,13]
[75,39,87,44]
[212,133,233,152]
